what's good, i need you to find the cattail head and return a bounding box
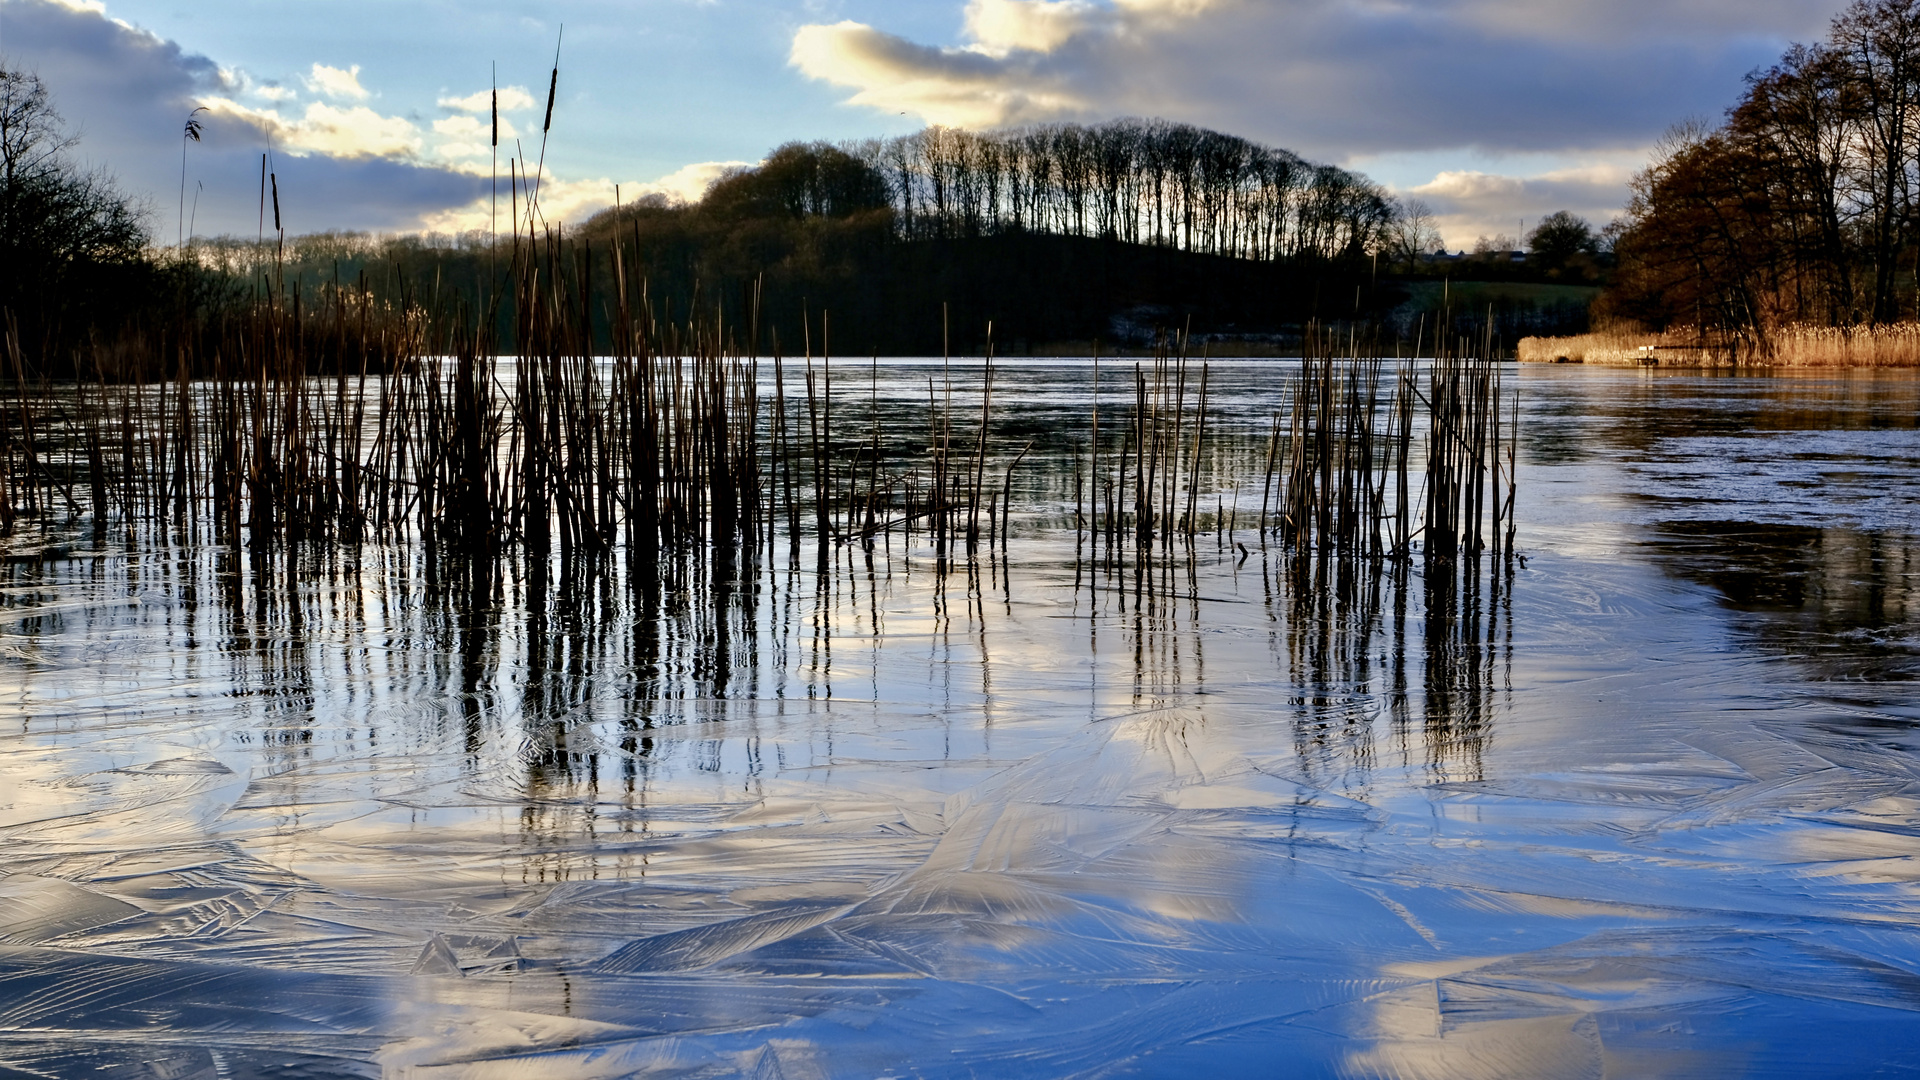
[271,173,282,232]
[543,67,557,133]
[491,86,498,148]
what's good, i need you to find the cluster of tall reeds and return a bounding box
[0,223,767,576]
[0,242,1518,613]
[0,284,397,540]
[1066,324,1515,576]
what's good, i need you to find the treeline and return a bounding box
[1606,0,1920,343]
[864,120,1395,261]
[578,122,1400,352]
[686,119,1397,260]
[176,126,1404,359]
[191,209,1384,361]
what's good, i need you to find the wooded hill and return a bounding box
[4,84,1597,367]
[183,121,1593,357]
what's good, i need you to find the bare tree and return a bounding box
[1830,0,1920,322]
[1386,197,1444,265]
[1731,44,1856,323]
[0,63,153,352]
[0,64,145,265]
[0,65,77,190]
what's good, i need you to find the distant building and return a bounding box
[1426,248,1529,265]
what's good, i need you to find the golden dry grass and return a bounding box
[1517,328,1704,366]
[1765,323,1920,366]
[1521,324,1920,367]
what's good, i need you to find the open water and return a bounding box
[1,362,1918,1078]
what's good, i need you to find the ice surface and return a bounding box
[1,364,1918,1077]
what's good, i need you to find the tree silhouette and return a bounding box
[1610,0,1920,332]
[0,64,153,354]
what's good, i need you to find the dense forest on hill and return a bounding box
[179,123,1418,357]
[564,127,1399,356]
[848,121,1393,259]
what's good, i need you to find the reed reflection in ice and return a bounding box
[0,511,1522,1073]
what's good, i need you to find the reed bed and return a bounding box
[1522,321,1920,367]
[1761,323,1920,367]
[0,230,1518,606]
[1517,326,1715,366]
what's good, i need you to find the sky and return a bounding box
[0,0,1843,247]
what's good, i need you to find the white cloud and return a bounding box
[627,160,750,205]
[291,102,419,158]
[419,160,751,232]
[420,174,607,232]
[304,62,370,102]
[433,114,518,143]
[429,113,523,163]
[792,21,1088,129]
[964,0,1095,56]
[203,97,422,159]
[438,86,537,114]
[1404,162,1639,250]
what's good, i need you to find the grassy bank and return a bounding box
[1520,323,1920,367]
[1397,281,1600,337]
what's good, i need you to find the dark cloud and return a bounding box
[3,0,485,237]
[795,0,1839,163]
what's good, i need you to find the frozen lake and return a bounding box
[1,362,1918,1078]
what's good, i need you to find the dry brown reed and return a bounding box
[1761,323,1920,367]
[0,232,1518,603]
[1254,325,1514,569]
[1517,326,1713,366]
[1522,321,1920,367]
